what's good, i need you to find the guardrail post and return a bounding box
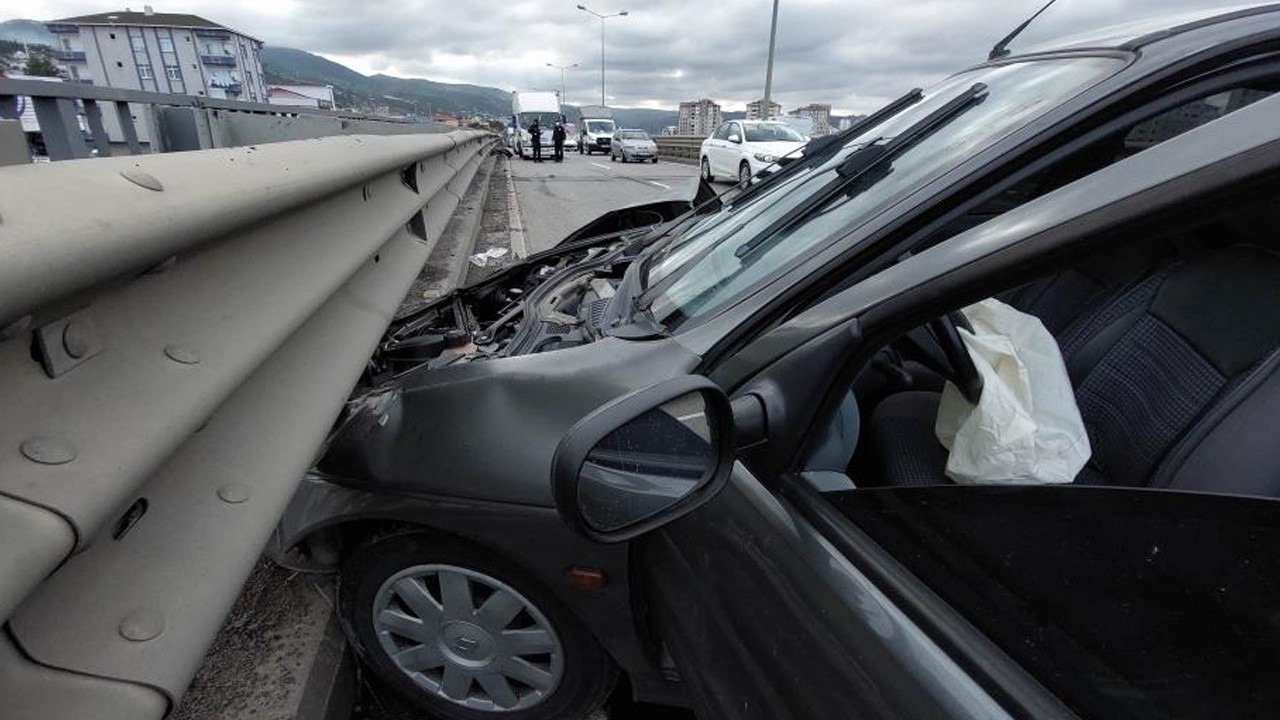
[81,100,112,158]
[0,119,28,166]
[113,102,143,155]
[154,107,214,152]
[32,97,89,161]
[0,93,17,121]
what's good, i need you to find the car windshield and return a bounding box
[742,122,806,142]
[619,130,650,140]
[586,120,615,134]
[640,55,1123,332]
[518,112,560,127]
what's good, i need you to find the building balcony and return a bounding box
[210,79,243,95]
[54,50,87,62]
[46,23,80,34]
[200,55,237,67]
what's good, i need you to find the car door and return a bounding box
[548,92,1280,720]
[705,123,728,175]
[718,121,744,176]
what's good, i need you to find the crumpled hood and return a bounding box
[317,336,700,507]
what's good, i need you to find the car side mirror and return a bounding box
[551,376,735,543]
[727,134,741,144]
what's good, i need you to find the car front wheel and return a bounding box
[738,161,753,188]
[340,533,616,720]
[701,156,714,182]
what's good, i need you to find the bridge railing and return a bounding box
[0,77,451,162]
[0,129,498,719]
[654,134,706,162]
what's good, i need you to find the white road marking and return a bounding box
[590,162,613,170]
[647,180,671,190]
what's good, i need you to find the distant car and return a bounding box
[700,119,807,185]
[610,128,658,163]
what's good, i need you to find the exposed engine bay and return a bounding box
[354,192,718,388]
[374,239,634,375]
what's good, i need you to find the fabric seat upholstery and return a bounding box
[869,246,1280,494]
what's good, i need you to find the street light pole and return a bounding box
[576,5,628,107]
[545,62,578,106]
[763,0,780,120]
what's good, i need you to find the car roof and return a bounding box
[1014,2,1280,55]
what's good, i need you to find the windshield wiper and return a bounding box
[733,88,925,204]
[732,82,989,260]
[631,88,933,315]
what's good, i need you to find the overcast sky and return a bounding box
[4,0,1257,113]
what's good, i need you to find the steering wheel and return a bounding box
[927,312,983,404]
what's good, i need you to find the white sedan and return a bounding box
[700,120,808,185]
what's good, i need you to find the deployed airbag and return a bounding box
[935,299,1091,484]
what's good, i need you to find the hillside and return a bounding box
[0,19,55,46]
[260,46,513,117]
[0,23,682,124]
[261,47,683,127]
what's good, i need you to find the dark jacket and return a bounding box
[552,124,567,144]
[529,123,542,144]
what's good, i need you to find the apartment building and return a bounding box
[677,98,721,137]
[791,103,832,136]
[46,6,268,103]
[746,98,782,120]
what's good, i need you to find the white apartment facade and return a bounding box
[746,98,782,120]
[790,103,832,136]
[46,7,269,103]
[677,98,721,137]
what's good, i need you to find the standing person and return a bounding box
[552,122,567,162]
[529,119,543,162]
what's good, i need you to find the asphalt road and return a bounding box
[509,150,706,254]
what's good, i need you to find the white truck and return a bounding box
[511,91,563,160]
[576,105,615,155]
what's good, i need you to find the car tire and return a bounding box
[651,158,658,164]
[738,161,752,188]
[700,156,714,182]
[340,533,617,720]
[610,152,616,162]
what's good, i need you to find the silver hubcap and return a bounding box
[739,164,751,185]
[372,564,564,712]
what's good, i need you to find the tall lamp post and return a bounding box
[762,0,780,119]
[576,5,628,107]
[546,62,578,105]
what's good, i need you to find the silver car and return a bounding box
[609,128,658,163]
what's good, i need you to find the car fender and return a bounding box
[267,475,681,702]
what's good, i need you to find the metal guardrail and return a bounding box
[654,134,707,161]
[0,78,445,162]
[0,129,498,719]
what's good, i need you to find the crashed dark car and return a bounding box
[272,7,1280,719]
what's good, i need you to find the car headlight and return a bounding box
[753,153,776,163]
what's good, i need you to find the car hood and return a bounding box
[317,336,700,507]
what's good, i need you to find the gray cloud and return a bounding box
[7,0,1251,112]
